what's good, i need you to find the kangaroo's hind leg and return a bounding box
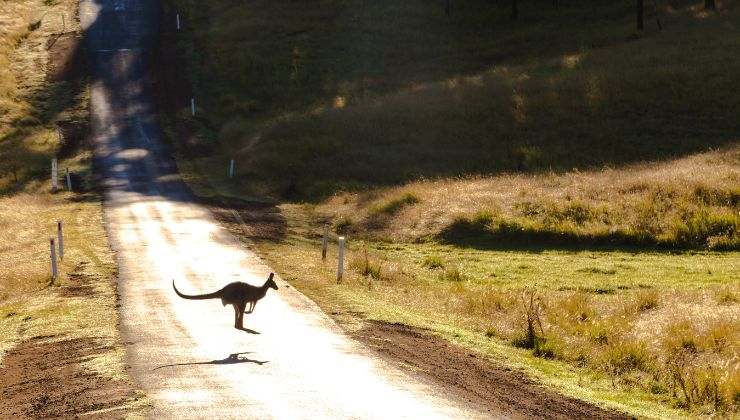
[232,303,241,329]
[235,301,247,329]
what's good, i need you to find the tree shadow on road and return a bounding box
[152,352,268,370]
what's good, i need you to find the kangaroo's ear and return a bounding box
[268,272,274,281]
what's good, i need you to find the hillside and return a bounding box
[161,0,739,416]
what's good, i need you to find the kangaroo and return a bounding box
[172,273,278,330]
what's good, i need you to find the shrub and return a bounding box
[716,287,738,305]
[702,320,736,353]
[421,254,445,269]
[663,321,699,355]
[470,209,495,228]
[633,289,660,312]
[603,340,651,375]
[438,265,466,282]
[369,192,420,216]
[671,208,738,248]
[350,247,382,280]
[333,216,353,233]
[560,293,595,323]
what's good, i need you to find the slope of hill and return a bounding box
[161,0,739,416]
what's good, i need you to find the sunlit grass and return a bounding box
[0,1,139,406]
[253,232,739,417]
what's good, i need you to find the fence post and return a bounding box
[321,224,329,261]
[57,220,64,261]
[228,159,235,178]
[337,236,345,283]
[51,158,58,192]
[176,13,180,30]
[50,237,58,282]
[65,168,72,191]
[191,98,195,116]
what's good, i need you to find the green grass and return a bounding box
[251,227,739,417]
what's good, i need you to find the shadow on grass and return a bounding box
[437,218,681,253]
[0,22,89,195]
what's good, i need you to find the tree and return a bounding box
[636,0,644,30]
[512,0,518,20]
[705,0,716,10]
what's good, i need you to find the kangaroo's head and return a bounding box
[265,272,278,290]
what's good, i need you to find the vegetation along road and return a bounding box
[1,0,737,418]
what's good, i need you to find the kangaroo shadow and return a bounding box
[152,352,268,371]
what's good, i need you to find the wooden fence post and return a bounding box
[337,236,345,283]
[50,238,58,282]
[57,220,64,261]
[51,158,58,192]
[321,224,329,261]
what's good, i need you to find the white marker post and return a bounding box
[321,224,329,261]
[228,159,235,178]
[50,238,58,282]
[176,13,181,30]
[337,236,345,283]
[57,220,64,261]
[65,168,72,191]
[191,98,195,116]
[51,158,58,192]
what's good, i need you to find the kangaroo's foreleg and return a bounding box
[245,301,255,314]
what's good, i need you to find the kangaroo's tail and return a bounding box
[172,280,223,300]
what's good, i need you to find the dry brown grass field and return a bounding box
[0,0,145,415]
[165,0,739,417]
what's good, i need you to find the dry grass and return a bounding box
[247,229,739,416]
[0,1,144,411]
[318,147,739,249]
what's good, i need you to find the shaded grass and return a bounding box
[169,0,738,199]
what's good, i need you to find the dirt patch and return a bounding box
[46,31,85,82]
[207,199,287,242]
[0,337,137,418]
[59,268,97,297]
[346,319,631,419]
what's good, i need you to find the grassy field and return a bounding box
[0,0,145,414]
[164,0,739,416]
[251,229,738,417]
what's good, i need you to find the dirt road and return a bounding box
[80,0,491,417]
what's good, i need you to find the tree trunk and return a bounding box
[511,0,518,20]
[637,0,644,30]
[445,0,451,16]
[705,0,716,10]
